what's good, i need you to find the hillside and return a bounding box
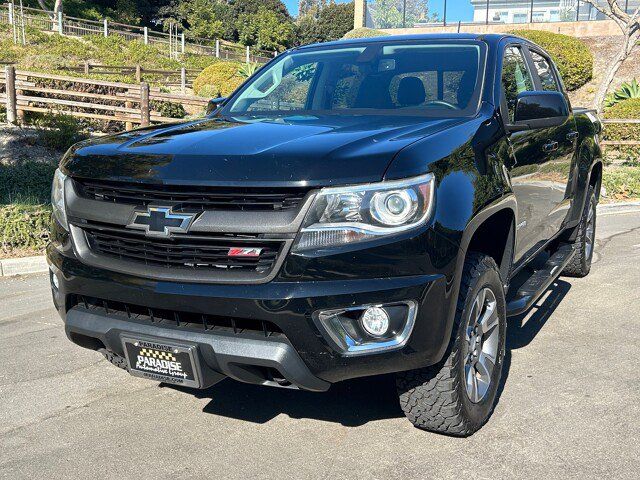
[566,36,640,109]
[0,24,217,83]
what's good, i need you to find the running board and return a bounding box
[506,243,575,317]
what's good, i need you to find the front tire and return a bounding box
[562,186,597,278]
[396,253,507,436]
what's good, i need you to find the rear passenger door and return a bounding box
[526,48,578,237]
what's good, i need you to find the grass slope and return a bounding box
[0,24,218,83]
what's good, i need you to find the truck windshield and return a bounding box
[225,41,485,118]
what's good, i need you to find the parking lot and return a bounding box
[1,209,639,480]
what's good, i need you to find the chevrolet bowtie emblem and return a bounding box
[127,206,197,237]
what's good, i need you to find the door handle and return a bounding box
[566,131,579,142]
[543,141,559,152]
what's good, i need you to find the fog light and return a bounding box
[360,307,390,337]
[313,301,417,356]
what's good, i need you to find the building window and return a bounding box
[513,13,528,24]
[532,11,546,22]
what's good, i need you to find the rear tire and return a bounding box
[396,253,507,436]
[562,186,597,278]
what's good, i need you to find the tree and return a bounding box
[157,0,231,40]
[35,0,63,26]
[368,0,438,29]
[582,0,640,113]
[315,2,354,41]
[237,6,295,52]
[296,1,354,45]
[232,0,291,23]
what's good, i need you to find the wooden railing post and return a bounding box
[125,100,133,131]
[84,61,90,75]
[4,66,17,125]
[180,67,186,93]
[140,82,150,127]
[135,65,142,83]
[143,26,148,45]
[103,18,108,37]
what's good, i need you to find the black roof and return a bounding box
[297,33,512,51]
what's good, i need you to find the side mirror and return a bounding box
[206,97,227,115]
[510,91,569,131]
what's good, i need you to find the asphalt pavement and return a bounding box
[1,210,639,480]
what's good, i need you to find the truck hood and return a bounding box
[61,115,466,187]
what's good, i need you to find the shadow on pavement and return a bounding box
[494,279,572,407]
[507,279,571,351]
[165,280,571,427]
[166,373,403,426]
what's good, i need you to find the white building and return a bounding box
[470,0,640,24]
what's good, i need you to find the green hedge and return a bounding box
[193,61,244,98]
[510,30,593,91]
[0,204,51,255]
[342,28,389,39]
[0,162,57,205]
[603,98,640,161]
[603,167,640,199]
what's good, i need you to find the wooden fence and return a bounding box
[600,119,640,150]
[0,3,276,64]
[0,61,201,91]
[1,66,209,130]
[67,63,200,90]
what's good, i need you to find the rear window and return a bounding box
[226,41,485,118]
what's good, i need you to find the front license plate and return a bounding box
[122,337,201,388]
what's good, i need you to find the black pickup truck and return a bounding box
[48,33,602,436]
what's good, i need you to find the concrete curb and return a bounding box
[0,256,48,277]
[598,201,640,216]
[0,201,639,278]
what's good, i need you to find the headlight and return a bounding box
[51,169,68,231]
[293,173,435,252]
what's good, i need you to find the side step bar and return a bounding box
[506,243,576,317]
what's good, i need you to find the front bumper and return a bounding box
[48,242,458,389]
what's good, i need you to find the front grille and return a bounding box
[75,179,310,212]
[82,221,282,273]
[71,296,283,338]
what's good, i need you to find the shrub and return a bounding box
[0,204,51,255]
[152,101,187,119]
[193,61,244,98]
[605,97,640,119]
[33,113,89,152]
[238,62,260,79]
[0,162,57,205]
[603,98,640,162]
[603,166,640,200]
[342,28,389,39]
[605,79,640,108]
[510,30,593,91]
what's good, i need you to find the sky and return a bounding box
[282,0,475,22]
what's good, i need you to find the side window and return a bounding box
[501,46,535,122]
[530,50,559,92]
[242,62,318,112]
